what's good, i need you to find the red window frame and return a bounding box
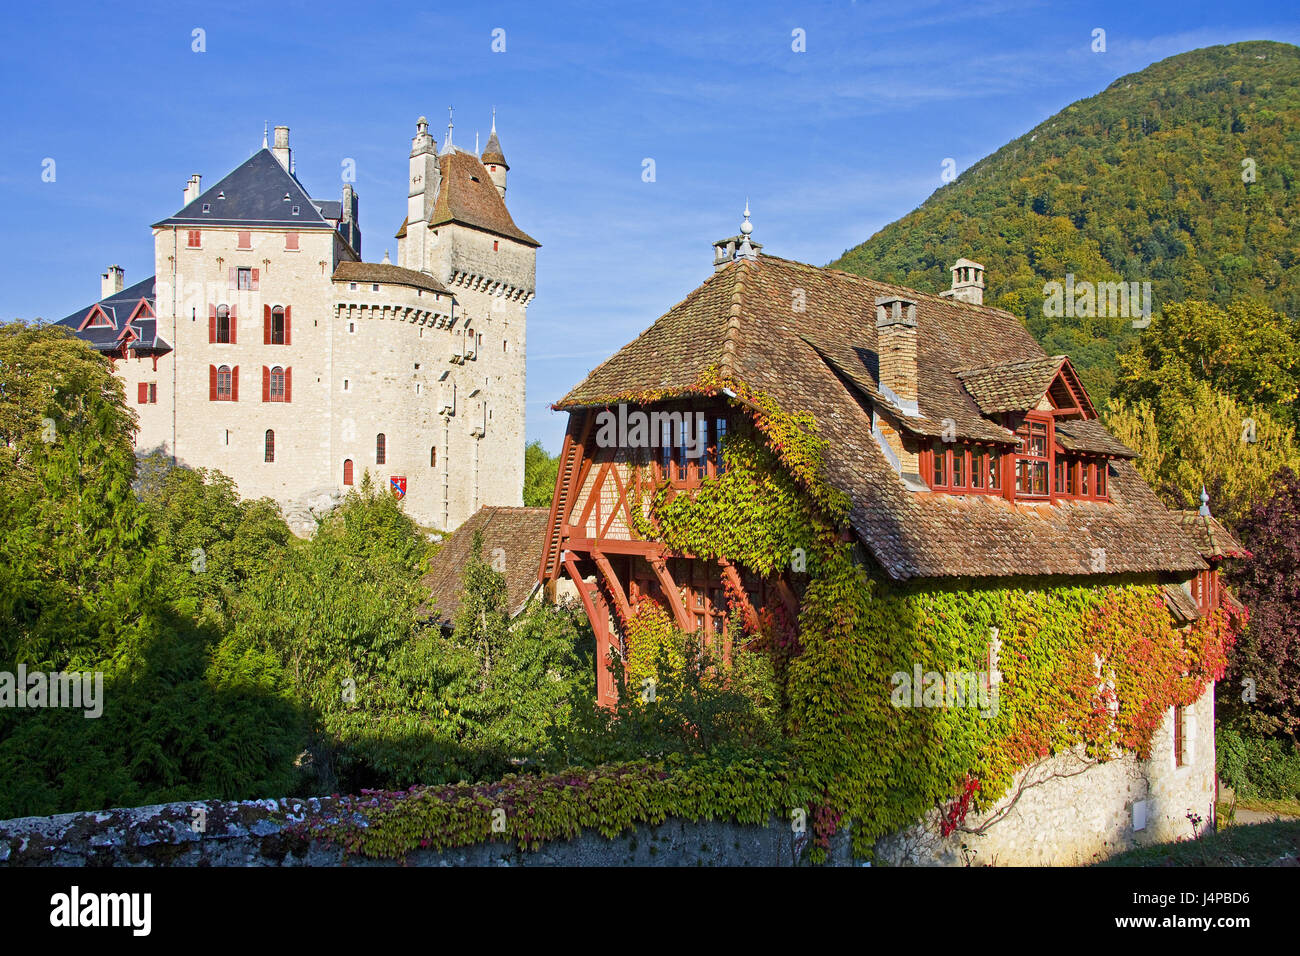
[187,230,201,248]
[1014,415,1052,498]
[926,442,1002,494]
[655,407,730,490]
[1053,455,1110,502]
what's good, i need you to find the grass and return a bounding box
[1234,796,1300,819]
[1098,820,1300,866]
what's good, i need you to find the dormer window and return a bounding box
[929,442,1001,494]
[202,203,210,214]
[1014,416,1052,498]
[292,205,300,215]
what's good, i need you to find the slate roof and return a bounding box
[422,506,550,627]
[54,276,171,355]
[481,129,507,167]
[396,148,538,247]
[153,150,335,230]
[332,261,451,296]
[556,253,1208,581]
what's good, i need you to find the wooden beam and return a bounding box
[649,557,694,632]
[564,553,619,708]
[591,549,634,627]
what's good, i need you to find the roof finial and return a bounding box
[1199,486,1211,517]
[262,122,268,149]
[491,106,497,134]
[740,198,753,236]
[476,130,480,153]
[736,200,757,260]
[446,105,454,148]
[382,248,391,265]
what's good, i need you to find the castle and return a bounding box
[55,116,538,533]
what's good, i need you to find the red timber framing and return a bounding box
[540,401,789,705]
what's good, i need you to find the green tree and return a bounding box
[523,440,560,507]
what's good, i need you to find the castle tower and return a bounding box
[402,116,439,273]
[481,112,508,199]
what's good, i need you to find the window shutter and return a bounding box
[262,366,270,402]
[231,366,239,402]
[208,365,217,401]
[229,306,237,344]
[284,306,291,346]
[263,305,271,344]
[251,268,259,291]
[138,382,148,404]
[284,367,292,403]
[208,304,216,343]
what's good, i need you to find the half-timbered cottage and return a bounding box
[538,216,1242,862]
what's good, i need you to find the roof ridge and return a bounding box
[719,258,751,379]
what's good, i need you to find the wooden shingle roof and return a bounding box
[422,506,550,627]
[556,253,1208,581]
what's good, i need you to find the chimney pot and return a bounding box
[101,265,124,299]
[272,126,292,170]
[941,257,985,305]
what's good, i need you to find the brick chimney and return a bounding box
[873,295,923,481]
[940,257,984,305]
[183,174,202,205]
[272,126,291,171]
[101,265,124,299]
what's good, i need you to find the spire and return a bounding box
[442,105,455,155]
[736,200,757,260]
[262,122,268,149]
[1199,486,1211,518]
[482,109,507,167]
[382,249,391,265]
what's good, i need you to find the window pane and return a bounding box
[933,445,946,487]
[987,453,999,489]
[1097,464,1107,497]
[952,446,965,487]
[971,451,984,489]
[1080,463,1090,496]
[714,417,728,474]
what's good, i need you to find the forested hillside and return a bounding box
[831,40,1300,405]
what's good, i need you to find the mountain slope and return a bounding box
[830,41,1300,404]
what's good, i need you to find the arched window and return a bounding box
[217,365,233,400]
[216,305,232,343]
[430,446,437,468]
[376,433,386,465]
[343,459,354,485]
[264,429,275,462]
[270,366,286,401]
[270,306,286,344]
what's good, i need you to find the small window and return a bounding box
[187,230,201,248]
[349,282,358,291]
[343,379,350,391]
[237,230,251,249]
[292,205,300,215]
[348,322,356,334]
[932,443,947,487]
[148,383,157,404]
[285,232,299,251]
[376,433,386,465]
[951,446,966,488]
[493,240,499,251]
[237,268,252,291]
[201,203,210,214]
[1173,706,1186,767]
[343,458,354,485]
[265,429,275,462]
[430,446,437,468]
[372,283,380,292]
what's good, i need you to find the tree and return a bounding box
[1104,383,1299,526]
[523,440,560,507]
[1223,467,1300,741]
[1116,300,1300,428]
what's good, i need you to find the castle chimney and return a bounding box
[183,174,202,205]
[272,126,291,171]
[101,265,124,299]
[940,257,985,305]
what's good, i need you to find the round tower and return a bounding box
[481,112,508,199]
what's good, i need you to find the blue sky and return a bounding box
[2,1,1296,453]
